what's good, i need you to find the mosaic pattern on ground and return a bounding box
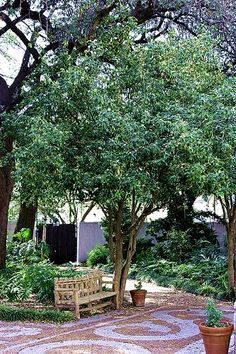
[0,306,234,353]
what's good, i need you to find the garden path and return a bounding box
[0,281,234,354]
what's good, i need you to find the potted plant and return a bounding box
[199,299,234,354]
[130,280,147,307]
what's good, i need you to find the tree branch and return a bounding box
[0,15,24,37]
[81,202,96,221]
[0,12,40,61]
[9,49,30,98]
[0,2,9,12]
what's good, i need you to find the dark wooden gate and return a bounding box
[45,224,77,264]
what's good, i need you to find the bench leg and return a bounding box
[88,302,93,316]
[74,291,80,319]
[75,303,80,319]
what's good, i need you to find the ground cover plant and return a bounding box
[0,230,85,304]
[129,243,231,300]
[91,231,231,300]
[0,304,75,323]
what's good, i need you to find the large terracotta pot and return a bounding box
[199,322,234,354]
[130,289,147,307]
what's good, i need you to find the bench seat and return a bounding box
[54,271,118,319]
[76,291,117,305]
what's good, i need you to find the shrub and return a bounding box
[146,218,217,263]
[133,237,155,263]
[0,262,84,304]
[0,304,75,323]
[13,228,32,242]
[189,242,221,262]
[129,244,231,300]
[87,245,109,267]
[7,239,50,266]
[158,229,191,262]
[0,239,84,304]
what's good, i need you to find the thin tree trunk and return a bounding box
[14,202,37,237]
[111,200,151,307]
[112,201,124,309]
[119,222,145,304]
[116,221,146,306]
[108,208,115,262]
[113,243,124,308]
[0,139,14,269]
[227,218,236,291]
[218,196,236,295]
[119,257,132,304]
[227,226,234,288]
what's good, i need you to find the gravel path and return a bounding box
[0,281,234,354]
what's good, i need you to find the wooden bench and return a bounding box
[54,271,118,319]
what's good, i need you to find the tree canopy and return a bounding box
[13,20,236,302]
[0,1,236,295]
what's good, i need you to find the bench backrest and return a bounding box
[54,272,103,306]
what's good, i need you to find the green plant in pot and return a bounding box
[130,280,147,307]
[199,299,233,354]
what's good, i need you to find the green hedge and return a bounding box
[0,304,76,323]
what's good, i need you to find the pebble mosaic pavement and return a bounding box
[0,291,234,354]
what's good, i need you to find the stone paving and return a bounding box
[0,284,234,354]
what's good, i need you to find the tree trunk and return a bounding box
[218,196,236,296]
[115,245,137,307]
[227,218,236,291]
[0,139,14,269]
[113,237,124,309]
[119,258,132,304]
[14,202,37,237]
[111,202,148,308]
[118,228,137,303]
[113,227,141,307]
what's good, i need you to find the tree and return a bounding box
[206,83,236,293]
[178,69,236,294]
[1,0,236,270]
[0,0,118,267]
[17,24,233,305]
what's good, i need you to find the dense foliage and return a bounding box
[129,243,231,300]
[13,22,236,304]
[0,232,85,304]
[0,305,75,323]
[89,228,231,300]
[87,245,109,267]
[147,222,217,262]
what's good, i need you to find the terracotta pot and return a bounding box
[199,322,234,354]
[130,289,147,307]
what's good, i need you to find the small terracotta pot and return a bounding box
[130,289,147,307]
[199,322,234,354]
